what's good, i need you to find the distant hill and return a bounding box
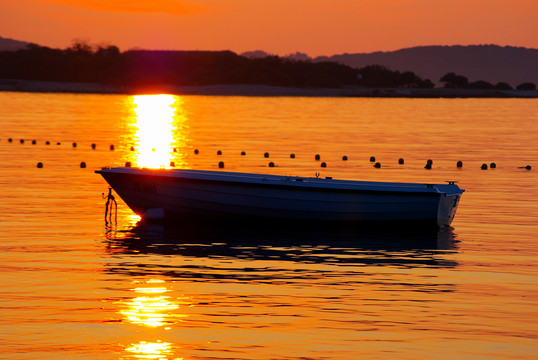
[2,38,536,92]
[0,36,33,51]
[315,45,538,87]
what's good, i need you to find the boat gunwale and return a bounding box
[96,167,463,197]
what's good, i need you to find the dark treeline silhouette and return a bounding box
[357,65,434,88]
[440,72,536,91]
[0,43,123,83]
[0,42,437,90]
[122,51,362,88]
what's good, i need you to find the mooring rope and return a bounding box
[102,187,118,226]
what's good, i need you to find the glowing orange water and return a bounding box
[0,93,537,359]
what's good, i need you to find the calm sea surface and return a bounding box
[0,92,537,359]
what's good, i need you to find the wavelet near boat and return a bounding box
[96,167,464,228]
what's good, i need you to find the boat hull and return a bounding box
[96,168,464,228]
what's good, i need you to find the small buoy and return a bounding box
[151,148,155,152]
[481,163,488,170]
[398,158,404,165]
[427,159,433,165]
[315,154,321,161]
[290,153,295,159]
[130,146,135,151]
[194,149,199,155]
[173,148,177,153]
[217,150,222,155]
[56,142,61,145]
[218,161,224,168]
[20,139,24,144]
[37,162,43,168]
[125,161,132,167]
[370,156,375,162]
[170,161,175,167]
[374,162,381,168]
[32,140,36,145]
[8,138,13,143]
[110,145,114,151]
[490,162,496,169]
[264,152,270,158]
[424,163,432,169]
[72,142,77,147]
[525,165,532,171]
[46,141,50,145]
[241,151,246,156]
[457,160,463,168]
[80,162,86,168]
[91,143,96,150]
[321,162,327,168]
[268,161,275,167]
[342,155,348,161]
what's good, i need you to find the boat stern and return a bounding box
[435,184,464,227]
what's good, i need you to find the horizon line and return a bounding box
[2,35,537,58]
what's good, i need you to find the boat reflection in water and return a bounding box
[105,222,459,359]
[104,220,460,278]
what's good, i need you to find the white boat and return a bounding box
[96,167,464,228]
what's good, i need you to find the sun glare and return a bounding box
[125,340,176,360]
[129,94,189,169]
[118,279,189,328]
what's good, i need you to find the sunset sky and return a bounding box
[2,0,537,56]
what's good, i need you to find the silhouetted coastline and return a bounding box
[1,79,537,97]
[1,43,537,97]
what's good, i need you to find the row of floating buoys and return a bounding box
[188,148,531,170]
[181,158,531,171]
[210,160,532,170]
[9,138,119,150]
[8,139,530,171]
[36,161,88,168]
[31,157,531,171]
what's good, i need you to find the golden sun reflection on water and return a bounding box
[129,95,189,169]
[119,279,189,328]
[125,340,177,360]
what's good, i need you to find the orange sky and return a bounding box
[2,0,537,56]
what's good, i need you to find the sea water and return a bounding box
[0,92,537,359]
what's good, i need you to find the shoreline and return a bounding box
[1,79,537,98]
